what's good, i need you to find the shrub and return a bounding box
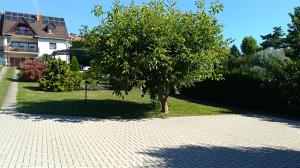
[266,60,300,114]
[20,58,47,81]
[181,50,300,116]
[39,59,82,92]
[70,56,80,71]
[180,68,267,109]
[40,54,55,64]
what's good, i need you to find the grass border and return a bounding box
[0,67,14,107]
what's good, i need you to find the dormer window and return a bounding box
[47,28,54,34]
[19,26,26,32]
[45,24,55,34]
[14,24,33,36]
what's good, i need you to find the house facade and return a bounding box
[0,11,69,66]
[68,33,82,47]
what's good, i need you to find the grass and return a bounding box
[17,81,234,119]
[0,67,14,106]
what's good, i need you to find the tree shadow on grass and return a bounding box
[14,99,158,123]
[173,95,300,129]
[141,145,300,168]
[7,78,18,82]
[23,86,41,91]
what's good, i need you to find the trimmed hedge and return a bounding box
[181,60,300,116]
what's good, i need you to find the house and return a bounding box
[68,33,82,47]
[0,11,69,66]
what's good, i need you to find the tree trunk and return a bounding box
[161,85,170,113]
[161,97,169,113]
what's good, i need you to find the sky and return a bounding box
[0,0,299,47]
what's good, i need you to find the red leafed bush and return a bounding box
[20,58,48,81]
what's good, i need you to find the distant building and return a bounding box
[0,11,69,66]
[68,33,82,47]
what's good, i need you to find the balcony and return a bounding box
[5,46,39,54]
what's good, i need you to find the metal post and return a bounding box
[85,81,88,104]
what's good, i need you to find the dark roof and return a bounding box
[0,11,68,39]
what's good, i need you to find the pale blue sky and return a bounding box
[1,0,299,47]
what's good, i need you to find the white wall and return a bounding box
[38,38,67,57]
[55,55,70,64]
[3,37,7,46]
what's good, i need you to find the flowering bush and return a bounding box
[20,58,47,81]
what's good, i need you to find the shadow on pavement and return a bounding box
[141,145,300,168]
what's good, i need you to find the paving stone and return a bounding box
[0,69,300,167]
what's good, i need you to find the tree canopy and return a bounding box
[261,27,285,49]
[230,44,241,57]
[70,40,85,49]
[286,7,300,59]
[241,36,257,55]
[83,0,227,113]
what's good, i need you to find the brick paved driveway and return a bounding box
[0,111,299,168]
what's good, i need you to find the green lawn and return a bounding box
[0,67,14,106]
[17,81,234,119]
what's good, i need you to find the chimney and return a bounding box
[36,11,41,22]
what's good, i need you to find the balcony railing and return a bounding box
[5,46,39,53]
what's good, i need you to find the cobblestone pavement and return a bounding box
[0,70,300,167]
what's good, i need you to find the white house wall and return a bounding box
[38,38,67,57]
[55,55,70,64]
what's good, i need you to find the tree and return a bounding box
[230,44,241,57]
[70,39,92,66]
[261,27,285,49]
[241,36,257,55]
[285,7,300,59]
[40,54,55,63]
[70,56,80,71]
[83,0,226,113]
[70,40,85,49]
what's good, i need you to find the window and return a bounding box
[29,44,37,52]
[47,28,54,34]
[11,42,19,48]
[19,43,29,52]
[9,41,38,52]
[15,24,33,35]
[49,43,56,49]
[19,26,26,32]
